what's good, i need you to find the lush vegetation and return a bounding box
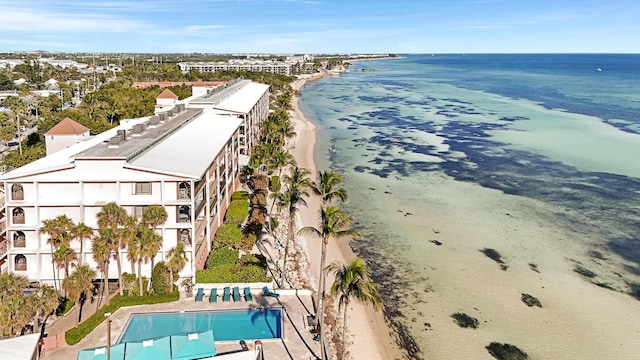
[197,191,271,283]
[64,292,179,345]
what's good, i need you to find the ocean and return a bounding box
[298,54,640,359]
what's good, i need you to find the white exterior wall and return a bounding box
[84,183,119,204]
[38,183,82,204]
[45,133,90,156]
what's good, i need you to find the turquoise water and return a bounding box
[117,309,283,343]
[298,54,640,358]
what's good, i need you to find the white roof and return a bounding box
[214,82,269,114]
[0,117,150,180]
[128,110,241,178]
[0,333,40,360]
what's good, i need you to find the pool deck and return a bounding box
[44,290,321,360]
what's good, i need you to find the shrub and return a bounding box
[231,191,249,201]
[206,247,239,268]
[215,224,244,248]
[65,292,179,345]
[152,261,172,295]
[225,200,249,224]
[196,264,270,283]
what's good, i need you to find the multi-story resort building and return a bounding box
[178,59,294,75]
[0,79,270,286]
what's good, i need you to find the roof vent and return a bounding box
[117,129,126,141]
[108,135,122,147]
[132,123,145,134]
[158,113,166,122]
[149,116,159,126]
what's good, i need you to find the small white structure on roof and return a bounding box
[44,117,91,155]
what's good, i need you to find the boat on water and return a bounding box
[595,67,603,72]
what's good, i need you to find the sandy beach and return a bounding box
[288,74,406,360]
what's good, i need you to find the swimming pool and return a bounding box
[117,308,283,343]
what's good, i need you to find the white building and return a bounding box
[178,60,293,75]
[44,117,91,156]
[0,80,270,286]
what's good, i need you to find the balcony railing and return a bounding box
[0,217,5,233]
[0,239,7,259]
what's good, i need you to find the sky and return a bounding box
[1,0,639,54]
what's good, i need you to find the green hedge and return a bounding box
[225,200,249,224]
[196,264,270,283]
[215,223,243,248]
[206,248,239,268]
[231,191,249,201]
[65,292,179,345]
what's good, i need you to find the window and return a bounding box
[13,231,26,247]
[134,182,151,195]
[134,206,147,219]
[12,207,25,224]
[11,183,24,200]
[15,255,27,271]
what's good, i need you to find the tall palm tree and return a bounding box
[311,170,348,207]
[166,242,188,291]
[62,264,96,325]
[41,215,75,290]
[131,226,162,296]
[72,222,93,266]
[278,166,311,286]
[53,245,77,285]
[299,206,360,328]
[96,202,127,295]
[92,230,112,306]
[327,258,381,360]
[33,285,59,333]
[122,216,140,275]
[141,205,167,287]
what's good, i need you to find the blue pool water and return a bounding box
[117,309,283,343]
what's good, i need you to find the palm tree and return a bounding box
[311,170,348,207]
[299,206,360,328]
[122,216,140,275]
[92,230,112,306]
[53,245,77,285]
[62,264,96,325]
[278,166,311,286]
[166,242,188,291]
[327,258,381,360]
[131,226,162,296]
[72,222,93,266]
[33,285,59,333]
[0,293,32,338]
[41,215,75,290]
[141,205,167,287]
[96,202,127,295]
[0,272,29,303]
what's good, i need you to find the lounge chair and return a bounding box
[263,286,279,298]
[195,287,204,302]
[222,287,230,302]
[232,287,241,302]
[244,287,253,301]
[209,288,217,303]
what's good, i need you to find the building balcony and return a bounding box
[0,239,7,259]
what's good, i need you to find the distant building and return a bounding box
[178,59,294,75]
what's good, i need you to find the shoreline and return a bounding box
[288,73,407,360]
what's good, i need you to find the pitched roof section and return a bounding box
[157,88,179,99]
[193,80,207,87]
[45,117,90,135]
